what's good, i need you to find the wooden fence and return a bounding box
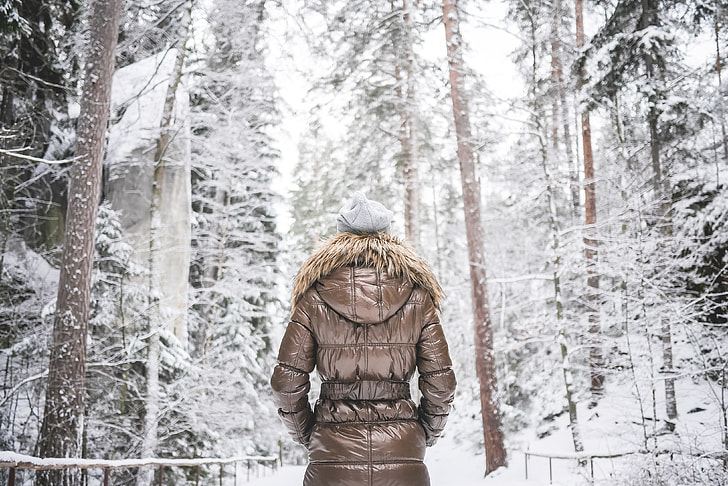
[0,451,278,486]
[523,449,728,483]
[524,450,629,482]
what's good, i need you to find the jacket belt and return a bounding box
[320,380,411,401]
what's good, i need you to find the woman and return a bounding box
[271,192,456,486]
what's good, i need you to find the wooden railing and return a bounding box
[524,450,629,482]
[523,449,728,483]
[0,451,278,485]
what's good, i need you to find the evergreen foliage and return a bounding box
[187,0,283,456]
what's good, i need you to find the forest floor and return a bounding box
[246,438,568,485]
[248,375,726,486]
[247,432,592,485]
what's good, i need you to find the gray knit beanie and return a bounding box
[336,192,393,234]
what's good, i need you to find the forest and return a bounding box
[1,0,727,484]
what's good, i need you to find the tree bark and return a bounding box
[640,0,677,428]
[442,0,507,474]
[541,140,584,453]
[139,18,191,485]
[399,0,420,248]
[36,0,122,484]
[575,0,605,404]
[550,7,578,217]
[715,7,728,165]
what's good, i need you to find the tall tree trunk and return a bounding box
[715,8,728,164]
[398,0,420,248]
[36,0,122,484]
[575,0,605,404]
[442,0,507,474]
[550,191,584,454]
[540,131,584,452]
[640,0,677,429]
[138,28,190,486]
[550,7,578,217]
[0,86,13,280]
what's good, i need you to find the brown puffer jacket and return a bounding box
[271,232,457,486]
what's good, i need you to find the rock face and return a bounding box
[106,50,191,345]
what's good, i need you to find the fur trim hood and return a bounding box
[292,232,444,311]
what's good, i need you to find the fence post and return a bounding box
[103,467,110,486]
[233,461,237,486]
[219,464,223,486]
[158,465,163,486]
[247,460,251,482]
[590,457,594,478]
[8,468,15,486]
[524,453,528,480]
[195,465,200,486]
[279,438,283,468]
[549,457,553,483]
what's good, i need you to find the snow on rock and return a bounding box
[3,238,59,298]
[105,49,191,344]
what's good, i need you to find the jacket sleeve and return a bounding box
[270,303,316,447]
[416,297,457,447]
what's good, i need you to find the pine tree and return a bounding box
[579,0,703,430]
[187,0,282,455]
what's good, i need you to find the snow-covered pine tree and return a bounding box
[289,126,349,258]
[579,0,716,433]
[187,0,282,457]
[574,0,604,404]
[300,0,434,223]
[117,0,192,68]
[83,203,148,483]
[0,0,83,259]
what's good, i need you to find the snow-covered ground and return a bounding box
[245,373,727,486]
[245,432,588,486]
[245,440,568,486]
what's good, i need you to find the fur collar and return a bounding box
[292,232,444,310]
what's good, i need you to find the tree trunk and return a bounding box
[715,8,728,164]
[559,338,584,452]
[543,150,584,454]
[442,0,507,474]
[550,7,578,217]
[399,0,420,248]
[538,60,584,450]
[575,0,604,404]
[138,23,191,485]
[36,0,122,484]
[0,86,12,280]
[641,0,677,428]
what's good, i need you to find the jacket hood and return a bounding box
[315,267,413,324]
[292,232,444,315]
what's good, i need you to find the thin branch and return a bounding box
[0,148,81,165]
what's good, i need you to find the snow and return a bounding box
[0,451,276,469]
[106,48,179,166]
[244,439,557,486]
[2,239,59,299]
[242,367,728,486]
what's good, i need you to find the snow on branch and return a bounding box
[0,148,81,164]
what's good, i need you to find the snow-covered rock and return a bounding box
[106,49,191,344]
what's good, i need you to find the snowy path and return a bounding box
[246,438,580,486]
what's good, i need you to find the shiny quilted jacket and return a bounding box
[271,232,457,486]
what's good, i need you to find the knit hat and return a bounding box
[336,192,393,234]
